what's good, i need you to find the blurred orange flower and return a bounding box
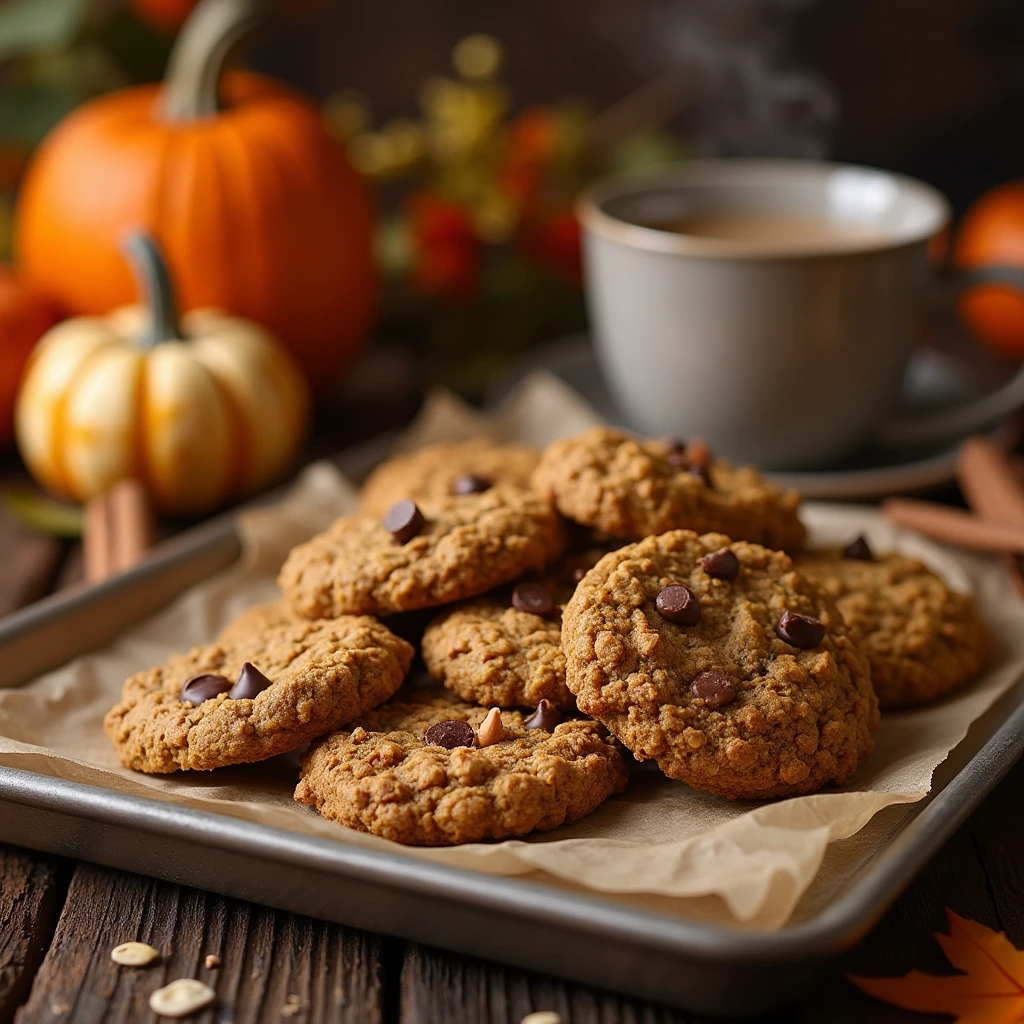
[499,107,560,208]
[408,194,481,305]
[521,208,582,286]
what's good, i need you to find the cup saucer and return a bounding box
[492,335,1021,500]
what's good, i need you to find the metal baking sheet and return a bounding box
[1,441,1023,1015]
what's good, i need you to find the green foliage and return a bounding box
[0,0,172,149]
[0,78,82,147]
[0,0,89,60]
[3,490,83,537]
[607,131,691,175]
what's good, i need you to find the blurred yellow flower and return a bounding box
[383,118,426,167]
[452,34,502,81]
[423,80,508,165]
[323,90,372,141]
[472,187,518,244]
[347,132,392,177]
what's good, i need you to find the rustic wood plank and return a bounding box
[0,508,64,616]
[964,751,1024,940]
[15,863,385,1024]
[53,544,83,593]
[399,942,709,1024]
[400,761,1024,1024]
[0,846,68,1024]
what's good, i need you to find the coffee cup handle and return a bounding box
[875,263,1024,448]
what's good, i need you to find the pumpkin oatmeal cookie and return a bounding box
[422,589,574,711]
[419,545,618,711]
[796,538,990,708]
[216,599,303,645]
[533,427,805,549]
[359,438,540,516]
[105,617,413,773]
[278,484,566,618]
[561,530,877,799]
[294,694,627,845]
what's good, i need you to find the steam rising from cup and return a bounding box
[617,0,837,158]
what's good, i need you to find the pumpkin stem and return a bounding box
[160,0,266,121]
[123,232,181,348]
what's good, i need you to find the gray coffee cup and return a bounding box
[578,160,1024,470]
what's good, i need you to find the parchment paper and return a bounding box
[2,371,1023,932]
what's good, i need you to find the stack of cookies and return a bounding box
[104,427,991,846]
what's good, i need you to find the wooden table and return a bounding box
[0,447,1021,1024]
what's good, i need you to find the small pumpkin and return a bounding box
[15,232,309,515]
[15,0,376,386]
[955,182,1024,358]
[0,268,56,447]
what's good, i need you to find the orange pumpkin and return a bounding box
[955,182,1024,359]
[0,267,56,447]
[15,0,376,386]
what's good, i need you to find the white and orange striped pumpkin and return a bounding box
[15,232,309,515]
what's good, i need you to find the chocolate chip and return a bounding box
[843,534,874,561]
[571,567,587,584]
[660,435,687,452]
[690,670,736,708]
[699,547,739,579]
[776,610,826,648]
[230,662,274,700]
[512,581,555,616]
[452,473,492,496]
[423,719,476,749]
[524,698,561,731]
[666,450,690,468]
[383,500,424,543]
[655,584,701,625]
[180,673,232,705]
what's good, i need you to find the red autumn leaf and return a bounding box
[850,910,1024,1024]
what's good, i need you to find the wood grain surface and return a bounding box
[0,512,63,618]
[4,747,1024,1023]
[0,849,67,1024]
[1,405,1023,1022]
[12,864,385,1024]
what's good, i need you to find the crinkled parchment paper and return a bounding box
[2,372,1023,932]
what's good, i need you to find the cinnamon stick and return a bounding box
[83,479,153,584]
[881,498,1024,555]
[957,437,1024,523]
[109,478,152,574]
[957,436,1024,596]
[83,496,112,584]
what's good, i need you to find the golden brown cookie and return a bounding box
[278,485,567,618]
[294,694,627,845]
[796,539,990,708]
[422,590,574,711]
[561,530,877,799]
[533,427,806,549]
[105,617,414,773]
[216,599,303,645]
[359,438,540,516]
[419,547,618,712]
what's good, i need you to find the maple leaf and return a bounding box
[850,910,1024,1024]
